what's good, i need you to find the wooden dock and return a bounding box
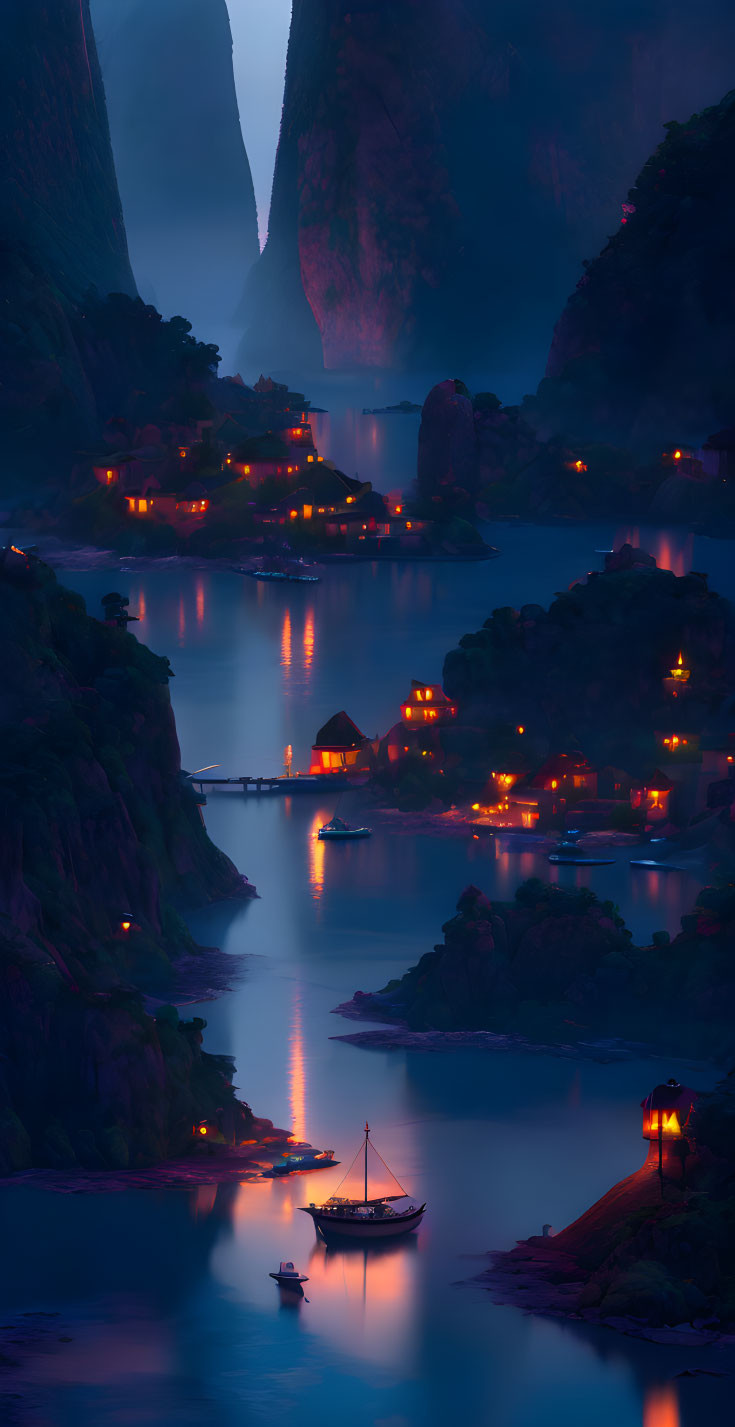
[191,774,353,796]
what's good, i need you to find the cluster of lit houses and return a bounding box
[85,374,426,551]
[309,652,735,832]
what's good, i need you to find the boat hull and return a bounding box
[318,829,371,840]
[548,854,615,866]
[300,1205,425,1240]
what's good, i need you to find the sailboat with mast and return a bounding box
[298,1123,426,1240]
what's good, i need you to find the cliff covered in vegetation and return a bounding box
[0,1,137,487]
[0,547,254,1174]
[340,877,735,1061]
[532,90,735,450]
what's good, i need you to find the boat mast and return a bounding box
[364,1121,369,1203]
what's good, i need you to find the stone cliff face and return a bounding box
[239,0,735,376]
[0,547,254,1172]
[91,0,259,353]
[0,1,136,488]
[533,90,735,449]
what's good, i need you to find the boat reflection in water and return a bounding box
[300,1123,426,1240]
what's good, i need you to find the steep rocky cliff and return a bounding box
[533,90,735,449]
[0,546,254,1172]
[0,0,136,488]
[239,0,735,376]
[91,0,259,353]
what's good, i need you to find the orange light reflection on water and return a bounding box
[308,807,329,901]
[137,590,146,621]
[281,609,292,676]
[643,1384,680,1427]
[303,608,315,676]
[178,593,186,644]
[195,577,205,626]
[288,990,307,1143]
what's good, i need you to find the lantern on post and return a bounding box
[641,1078,697,1188]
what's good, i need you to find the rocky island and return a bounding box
[336,873,735,1062]
[372,546,735,829]
[0,544,258,1174]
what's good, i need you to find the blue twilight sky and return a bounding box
[227,0,292,249]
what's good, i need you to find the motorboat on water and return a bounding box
[299,1123,426,1241]
[548,828,616,868]
[246,567,320,584]
[262,1148,338,1177]
[317,816,372,841]
[269,1261,309,1287]
[629,859,685,872]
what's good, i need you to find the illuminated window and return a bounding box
[303,505,312,520]
[517,726,525,735]
[395,504,403,514]
[406,521,412,530]
[138,498,147,512]
[290,509,297,519]
[307,454,314,463]
[551,779,558,790]
[106,469,115,484]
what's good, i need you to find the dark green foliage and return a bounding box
[349,873,735,1058]
[0,552,253,1172]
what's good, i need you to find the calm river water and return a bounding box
[3,514,735,1426]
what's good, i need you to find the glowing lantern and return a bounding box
[641,1079,697,1178]
[290,509,297,519]
[573,459,587,472]
[395,504,403,514]
[673,450,682,460]
[120,918,132,933]
[516,725,525,735]
[179,448,188,459]
[346,496,354,504]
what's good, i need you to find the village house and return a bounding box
[309,712,374,775]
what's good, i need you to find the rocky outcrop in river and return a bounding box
[0,547,255,1173]
[340,874,735,1061]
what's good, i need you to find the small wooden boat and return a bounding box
[299,1123,426,1241]
[548,831,615,867]
[318,817,371,841]
[269,1261,309,1286]
[262,1149,338,1177]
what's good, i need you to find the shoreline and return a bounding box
[469,1238,735,1349]
[329,1017,671,1062]
[0,1119,303,1195]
